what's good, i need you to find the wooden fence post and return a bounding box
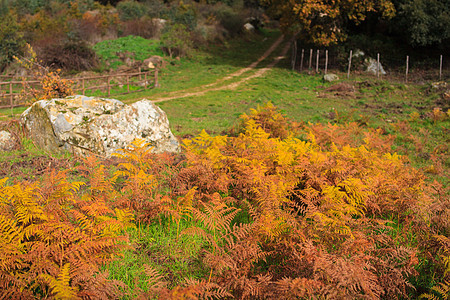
[377,53,380,79]
[300,49,304,72]
[440,55,443,80]
[325,50,328,74]
[9,82,13,116]
[347,50,353,79]
[154,70,159,88]
[309,49,313,70]
[316,50,319,73]
[405,56,409,83]
[144,72,148,89]
[139,67,142,81]
[291,40,297,71]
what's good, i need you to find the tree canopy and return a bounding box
[391,0,450,47]
[262,0,396,46]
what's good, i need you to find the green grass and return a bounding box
[93,36,165,70]
[106,217,207,298]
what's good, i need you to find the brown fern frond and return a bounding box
[420,281,450,300]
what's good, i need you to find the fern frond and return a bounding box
[144,265,167,290]
[420,281,450,300]
[40,263,80,299]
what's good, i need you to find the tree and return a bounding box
[262,0,396,46]
[160,24,193,58]
[0,10,26,72]
[391,0,450,47]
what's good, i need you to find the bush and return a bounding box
[164,1,197,31]
[160,24,193,58]
[213,4,244,37]
[15,44,74,102]
[121,16,160,39]
[0,11,25,72]
[117,0,148,21]
[142,0,166,18]
[37,40,99,71]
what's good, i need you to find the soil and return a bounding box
[320,83,356,98]
[151,35,293,103]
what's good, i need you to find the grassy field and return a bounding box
[0,30,449,298]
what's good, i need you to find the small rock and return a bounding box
[154,18,167,31]
[144,56,166,69]
[353,49,365,58]
[0,131,15,151]
[323,73,339,82]
[365,58,386,75]
[431,81,447,90]
[244,23,255,32]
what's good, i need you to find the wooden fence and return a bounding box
[290,44,448,83]
[0,70,158,110]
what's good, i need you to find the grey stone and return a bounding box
[0,131,15,151]
[431,81,447,89]
[21,95,179,157]
[353,49,365,58]
[365,58,386,75]
[244,23,255,32]
[323,73,339,82]
[144,56,166,69]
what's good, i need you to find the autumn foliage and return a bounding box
[0,169,133,298]
[15,45,74,104]
[263,0,396,46]
[0,103,447,299]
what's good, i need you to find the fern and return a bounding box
[420,281,450,300]
[0,170,132,298]
[40,263,80,299]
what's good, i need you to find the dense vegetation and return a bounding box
[1,99,449,298]
[1,0,449,73]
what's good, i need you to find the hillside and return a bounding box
[0,28,449,298]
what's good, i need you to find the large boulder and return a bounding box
[21,95,180,157]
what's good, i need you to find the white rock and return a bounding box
[21,95,179,157]
[353,49,365,58]
[244,23,255,32]
[0,131,15,151]
[323,73,339,82]
[365,58,386,75]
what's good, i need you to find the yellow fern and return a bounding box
[40,263,80,300]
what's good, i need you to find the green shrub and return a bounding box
[143,0,166,18]
[160,24,193,58]
[117,0,148,21]
[164,2,197,31]
[213,4,244,37]
[0,11,25,72]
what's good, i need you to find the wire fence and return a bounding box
[0,69,159,111]
[290,44,449,83]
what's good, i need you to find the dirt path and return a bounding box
[151,35,291,103]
